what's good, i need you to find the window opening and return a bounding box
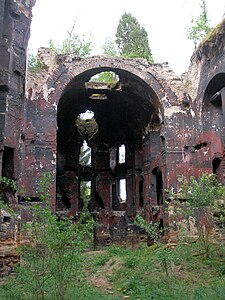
[119,179,127,202]
[152,167,163,205]
[2,147,14,178]
[210,93,222,107]
[79,140,91,166]
[156,170,163,205]
[118,144,125,164]
[80,180,91,209]
[139,179,144,207]
[110,148,117,171]
[112,183,118,210]
[213,157,222,181]
[79,110,94,120]
[203,74,225,108]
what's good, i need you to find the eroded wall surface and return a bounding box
[0,1,224,247]
[0,0,36,273]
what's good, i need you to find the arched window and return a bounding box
[118,144,126,164]
[119,179,127,202]
[152,167,163,205]
[79,140,91,166]
[80,180,91,209]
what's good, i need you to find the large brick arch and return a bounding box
[23,55,182,210]
[45,56,178,115]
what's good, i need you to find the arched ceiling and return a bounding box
[57,67,160,150]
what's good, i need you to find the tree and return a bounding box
[115,12,154,63]
[187,0,212,48]
[28,21,92,72]
[49,22,91,57]
[49,20,92,56]
[27,52,44,72]
[166,173,225,256]
[101,36,118,57]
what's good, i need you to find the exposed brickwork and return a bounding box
[0,2,224,251]
[0,0,36,271]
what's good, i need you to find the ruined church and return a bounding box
[0,0,224,246]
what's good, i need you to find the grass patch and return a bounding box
[1,241,224,299]
[85,242,225,300]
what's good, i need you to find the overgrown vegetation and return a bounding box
[115,12,154,63]
[83,242,225,300]
[0,174,95,300]
[101,37,118,57]
[186,0,212,48]
[134,215,161,245]
[28,20,91,72]
[166,173,225,255]
[1,241,224,299]
[48,20,91,56]
[27,53,44,73]
[0,173,224,299]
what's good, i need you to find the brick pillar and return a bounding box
[97,172,112,210]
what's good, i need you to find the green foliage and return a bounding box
[28,22,91,72]
[49,35,91,57]
[0,175,30,201]
[124,256,138,268]
[48,21,91,57]
[90,71,118,84]
[37,172,52,201]
[28,53,44,72]
[0,173,95,299]
[134,214,161,244]
[187,0,212,47]
[95,253,111,267]
[1,240,225,299]
[134,215,175,276]
[0,200,18,217]
[0,176,19,214]
[101,37,118,57]
[0,176,17,192]
[155,247,175,276]
[172,173,225,208]
[19,204,95,300]
[166,173,225,255]
[91,243,225,300]
[213,199,225,228]
[115,12,154,63]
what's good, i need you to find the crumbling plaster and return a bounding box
[0,1,224,249]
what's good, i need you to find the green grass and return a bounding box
[84,242,225,300]
[1,241,224,299]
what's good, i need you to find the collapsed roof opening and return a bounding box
[57,66,161,154]
[87,72,120,101]
[89,71,119,84]
[75,110,99,141]
[56,66,162,213]
[79,110,95,120]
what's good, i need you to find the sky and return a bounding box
[29,0,225,76]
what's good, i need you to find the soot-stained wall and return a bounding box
[0,1,224,246]
[0,0,36,199]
